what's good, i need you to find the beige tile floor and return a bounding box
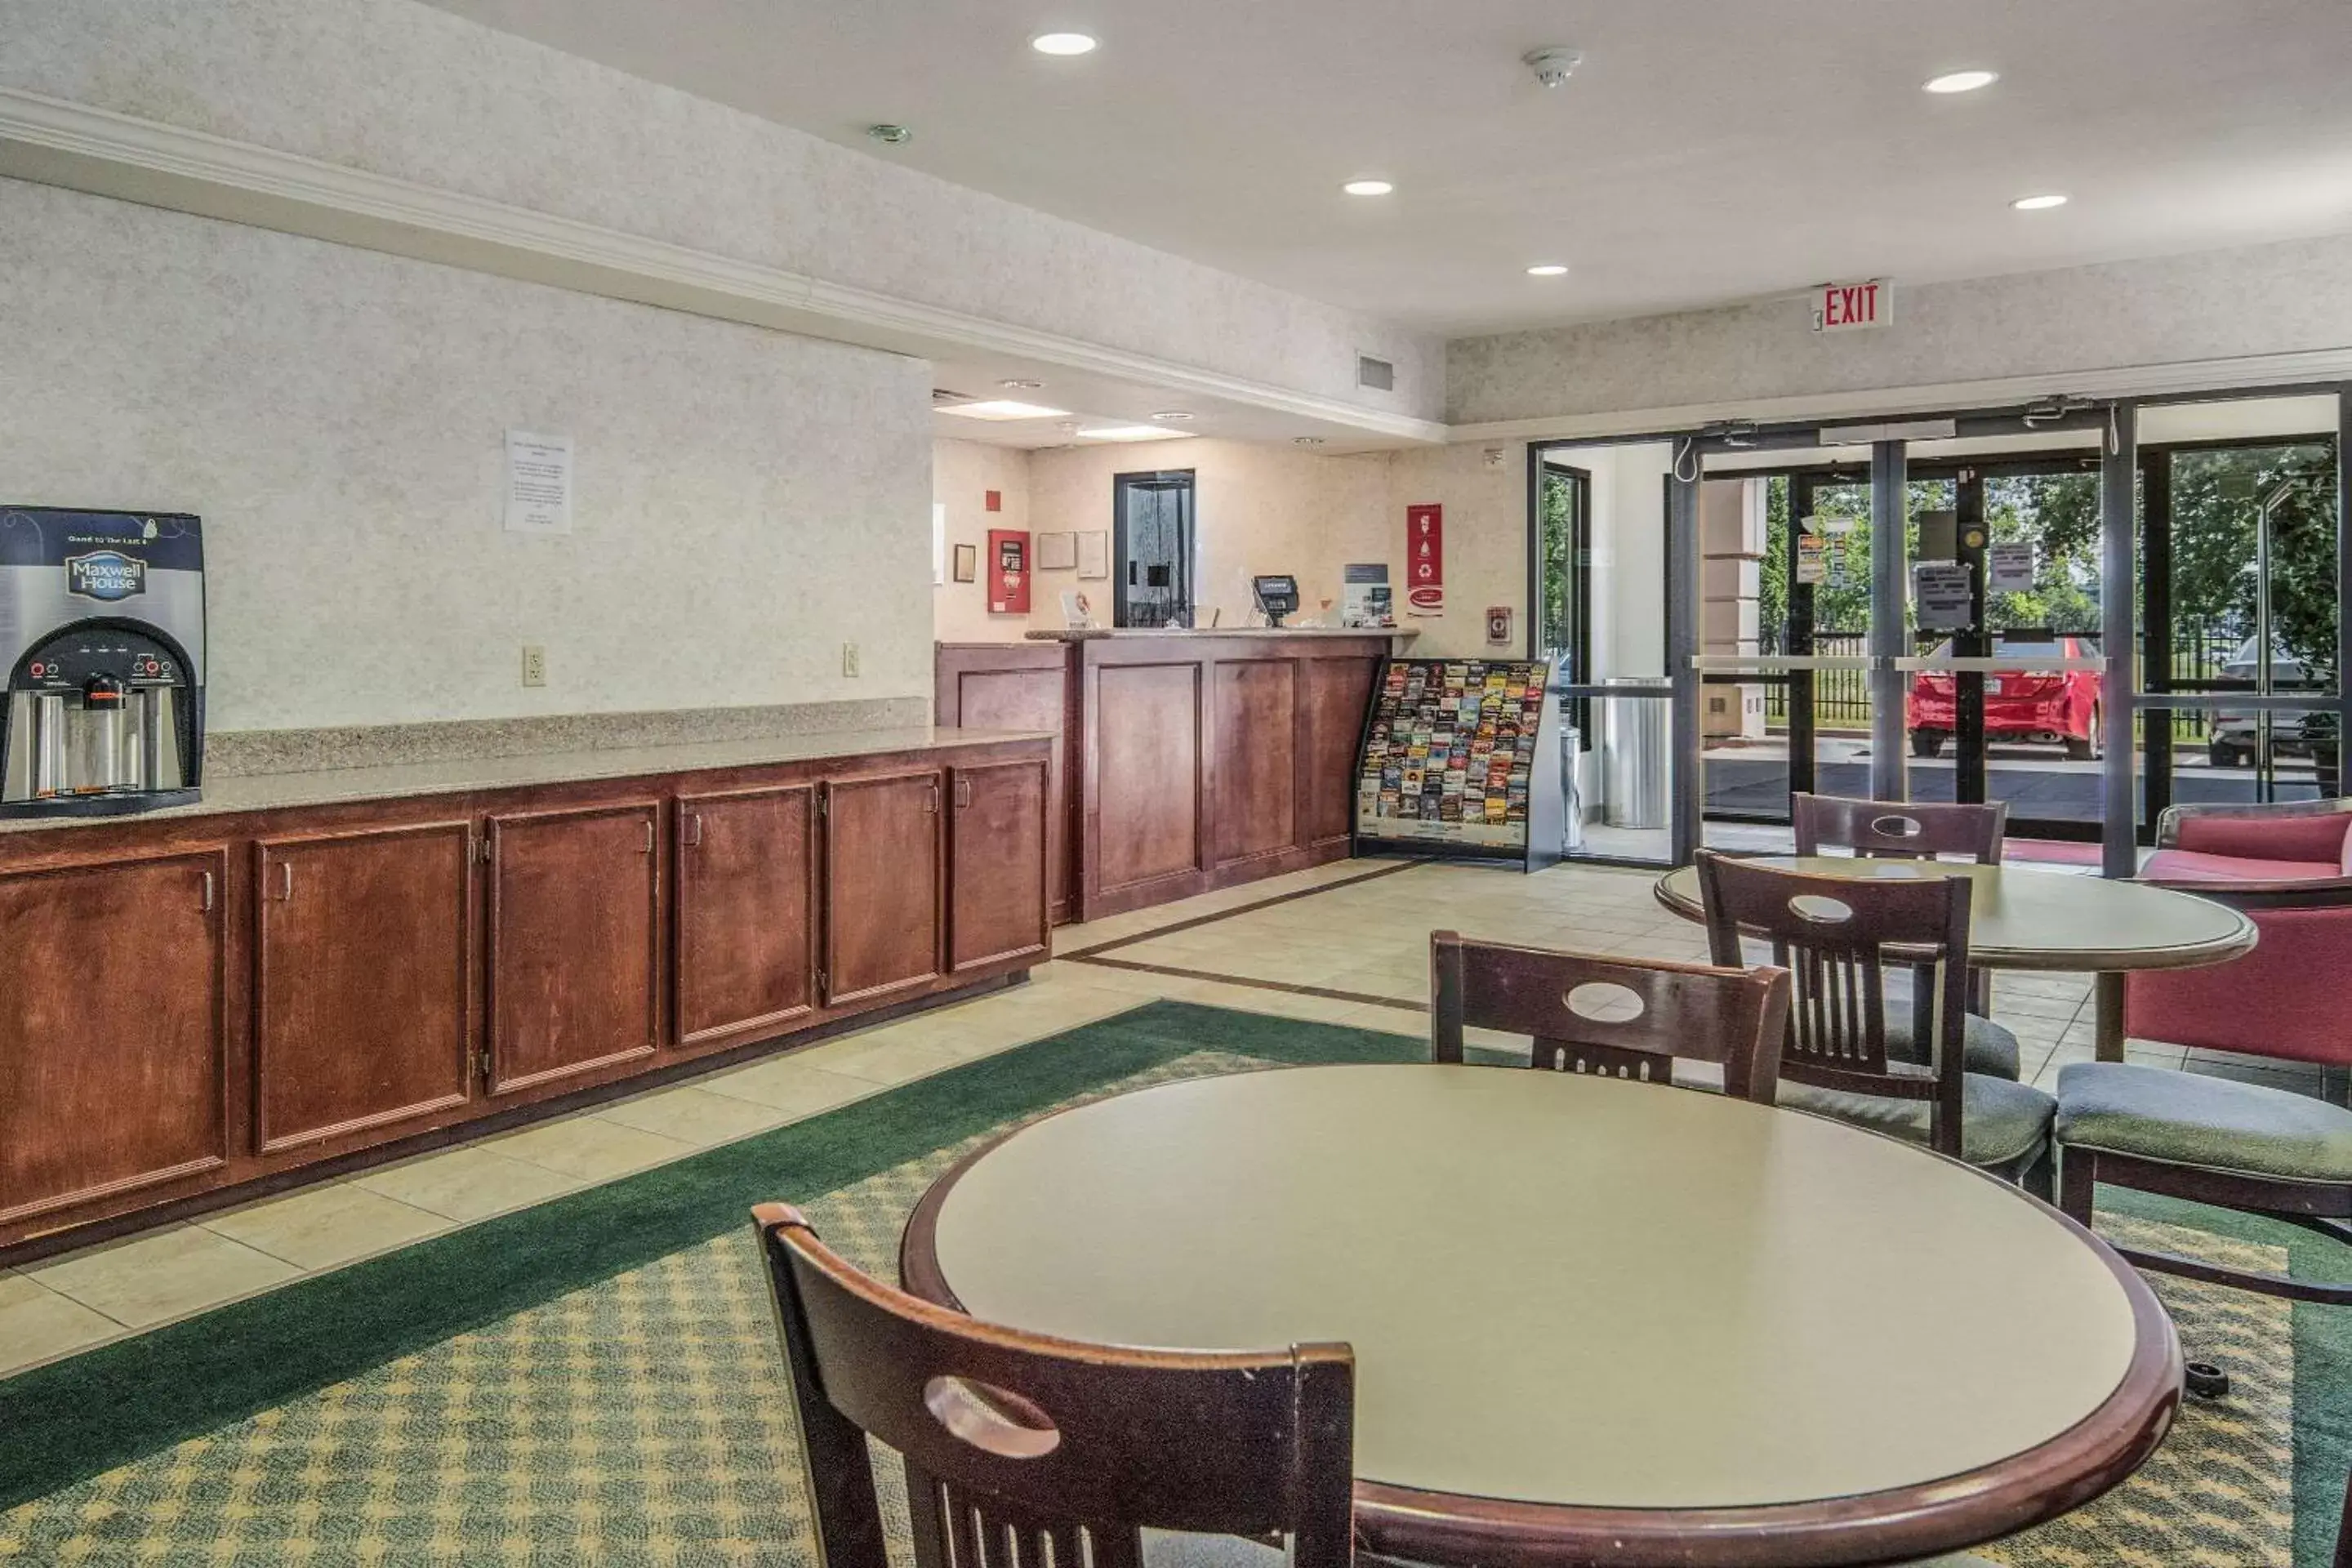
[0,853,2332,1379]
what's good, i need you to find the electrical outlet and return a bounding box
[521,644,547,687]
[841,641,861,678]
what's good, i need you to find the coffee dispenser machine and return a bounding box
[0,507,205,817]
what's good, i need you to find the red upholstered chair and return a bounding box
[2127,798,2352,1071]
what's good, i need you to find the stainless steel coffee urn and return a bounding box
[0,508,205,817]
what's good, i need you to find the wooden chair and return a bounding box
[1694,851,2055,1192]
[1429,930,1788,1102]
[1791,793,2008,862]
[1792,792,2012,1038]
[753,1203,1358,1568]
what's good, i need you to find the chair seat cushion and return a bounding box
[1884,1007,2021,1080]
[1781,1073,2056,1168]
[2054,1061,2352,1183]
[1144,1531,1285,1568]
[2143,847,2342,883]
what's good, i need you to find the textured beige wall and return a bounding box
[931,439,1034,644]
[1448,230,2352,427]
[0,178,932,733]
[1024,439,1392,634]
[0,0,1441,423]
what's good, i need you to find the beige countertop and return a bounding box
[0,725,1050,835]
[1023,626,1416,641]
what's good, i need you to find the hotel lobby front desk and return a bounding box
[936,630,1411,924]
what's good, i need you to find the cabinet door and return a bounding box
[487,801,661,1094]
[0,849,229,1224]
[949,758,1049,973]
[255,821,474,1152]
[676,783,817,1046]
[823,770,942,1006]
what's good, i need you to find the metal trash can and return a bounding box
[1602,679,1671,830]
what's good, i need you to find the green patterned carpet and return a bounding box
[0,1002,2345,1566]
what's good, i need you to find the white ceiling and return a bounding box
[422,0,2352,338]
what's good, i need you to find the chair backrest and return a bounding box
[1693,851,1972,1154]
[753,1204,1357,1568]
[1428,931,1788,1102]
[1792,793,2008,863]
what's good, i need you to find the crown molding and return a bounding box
[1446,347,2352,445]
[0,87,1448,446]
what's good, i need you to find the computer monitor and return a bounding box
[1253,574,1300,627]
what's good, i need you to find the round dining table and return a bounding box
[1652,857,2258,1062]
[900,1063,2181,1568]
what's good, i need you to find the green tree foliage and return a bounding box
[2167,443,2336,684]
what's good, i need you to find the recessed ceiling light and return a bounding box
[2011,193,2069,211]
[1923,69,1998,94]
[1150,411,1194,421]
[999,378,1045,390]
[1343,179,1395,197]
[1526,263,1569,277]
[937,399,1071,421]
[1076,425,1192,442]
[1030,32,1097,56]
[866,123,911,145]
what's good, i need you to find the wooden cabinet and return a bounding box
[486,801,661,1094]
[0,734,1046,1255]
[254,820,474,1152]
[675,783,817,1047]
[0,849,229,1224]
[823,769,942,1005]
[949,758,1050,973]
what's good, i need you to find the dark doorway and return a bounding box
[1112,470,1196,628]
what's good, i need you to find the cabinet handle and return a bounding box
[686,811,704,848]
[926,782,941,814]
[955,777,973,809]
[198,870,215,912]
[279,862,294,902]
[643,819,656,855]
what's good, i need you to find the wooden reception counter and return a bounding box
[935,630,1412,924]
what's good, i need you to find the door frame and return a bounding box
[1111,469,1197,628]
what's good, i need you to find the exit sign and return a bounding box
[1812,278,1891,334]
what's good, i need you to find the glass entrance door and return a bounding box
[2141,426,2343,826]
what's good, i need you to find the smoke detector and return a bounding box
[1524,47,1583,89]
[867,123,912,145]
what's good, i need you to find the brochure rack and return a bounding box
[1352,655,1563,872]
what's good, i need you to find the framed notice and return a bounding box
[1076,530,1111,580]
[952,543,978,583]
[1036,531,1077,571]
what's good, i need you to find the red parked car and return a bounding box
[1908,636,2103,760]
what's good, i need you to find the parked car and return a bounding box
[2208,638,2317,767]
[1907,635,2102,760]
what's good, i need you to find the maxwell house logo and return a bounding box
[65,550,146,602]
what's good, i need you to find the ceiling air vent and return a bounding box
[1356,355,1395,393]
[932,388,973,404]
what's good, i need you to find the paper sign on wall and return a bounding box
[1406,503,1445,617]
[1988,541,2037,594]
[1914,561,1976,631]
[1796,534,1828,585]
[504,430,573,535]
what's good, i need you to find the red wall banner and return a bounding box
[1405,503,1444,617]
[988,528,1031,614]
